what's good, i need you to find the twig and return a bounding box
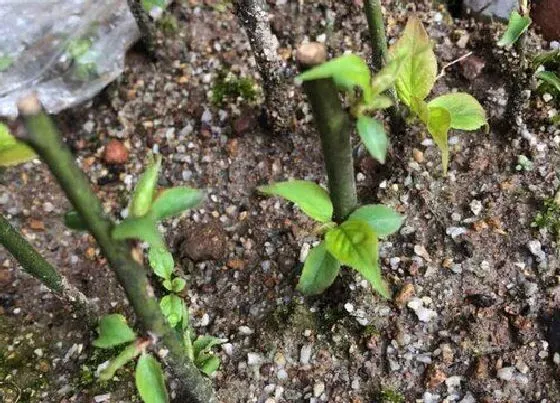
[16,94,214,403]
[362,0,404,136]
[296,43,358,222]
[436,51,473,81]
[0,213,98,320]
[233,0,292,134]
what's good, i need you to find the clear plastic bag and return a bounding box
[0,0,140,117]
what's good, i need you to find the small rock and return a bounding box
[238,325,253,335]
[313,381,325,397]
[247,352,262,365]
[470,199,483,216]
[426,365,447,389]
[29,219,45,231]
[104,139,128,165]
[300,344,313,364]
[277,368,288,380]
[178,221,227,262]
[497,366,515,381]
[413,148,425,163]
[407,297,437,322]
[395,283,415,306]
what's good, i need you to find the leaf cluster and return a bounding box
[389,16,487,174]
[259,181,402,297]
[0,123,36,167]
[297,52,405,164]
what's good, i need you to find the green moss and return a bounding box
[158,13,178,35]
[379,389,405,403]
[532,197,560,235]
[211,72,258,105]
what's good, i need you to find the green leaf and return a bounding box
[537,71,560,94]
[427,92,487,131]
[151,187,204,221]
[162,279,173,291]
[199,355,220,376]
[364,95,394,110]
[147,247,174,279]
[427,107,452,175]
[410,96,430,124]
[67,39,92,59]
[390,15,437,106]
[98,343,141,381]
[324,220,389,298]
[357,116,388,164]
[135,354,169,403]
[63,210,88,231]
[370,53,406,95]
[0,144,36,167]
[296,241,340,295]
[348,204,403,238]
[193,335,224,375]
[93,314,137,349]
[0,123,36,167]
[497,10,532,47]
[296,54,374,103]
[130,155,162,218]
[258,180,333,223]
[112,216,165,249]
[0,55,13,72]
[160,295,183,327]
[532,50,560,68]
[171,278,186,293]
[192,335,225,358]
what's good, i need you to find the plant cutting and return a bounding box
[13,95,215,402]
[258,43,403,298]
[389,15,487,174]
[259,181,402,297]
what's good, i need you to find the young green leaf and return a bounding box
[370,53,406,95]
[0,55,13,72]
[171,277,186,293]
[63,210,88,231]
[364,95,393,111]
[163,279,173,291]
[497,10,532,47]
[112,216,165,249]
[192,335,226,358]
[193,335,224,375]
[98,342,141,381]
[129,155,162,218]
[324,220,389,298]
[537,71,560,94]
[427,92,487,130]
[0,123,36,167]
[532,50,560,68]
[348,204,403,238]
[410,97,430,124]
[160,295,183,327]
[297,241,340,295]
[390,15,437,106]
[135,354,169,403]
[258,180,333,223]
[93,314,137,349]
[296,54,374,103]
[199,355,220,376]
[148,247,174,280]
[357,116,388,164]
[151,187,204,221]
[427,107,452,175]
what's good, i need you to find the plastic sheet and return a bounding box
[0,0,141,117]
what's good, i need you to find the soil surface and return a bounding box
[2,1,560,402]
